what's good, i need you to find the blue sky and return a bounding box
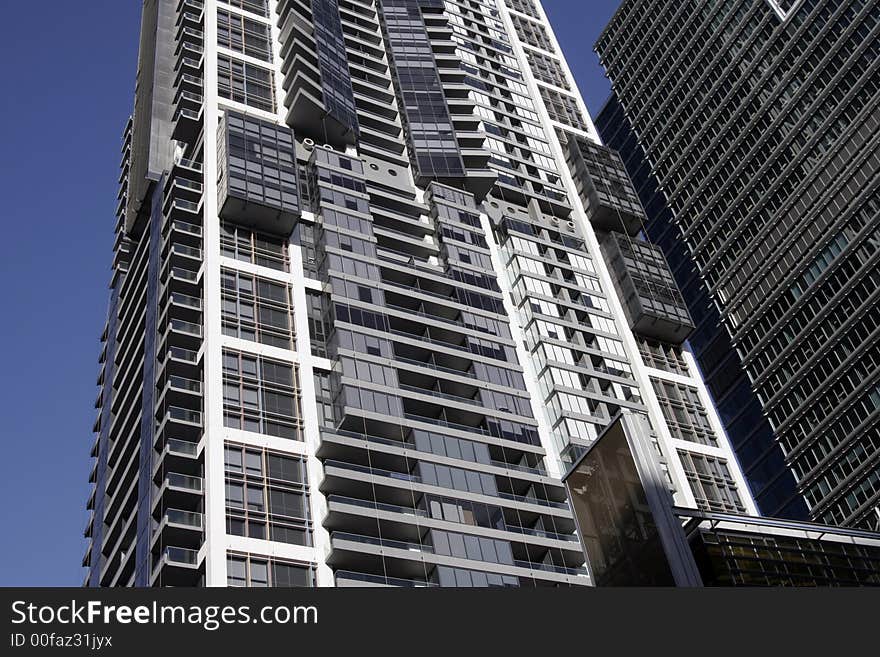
[0,0,619,586]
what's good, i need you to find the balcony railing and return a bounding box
[166,472,203,492]
[497,491,568,510]
[325,460,564,509]
[164,509,203,529]
[167,219,202,238]
[332,531,432,553]
[324,428,546,476]
[165,346,199,364]
[169,292,202,310]
[167,318,202,338]
[325,460,420,484]
[165,266,199,283]
[166,438,199,456]
[168,176,203,194]
[162,405,202,426]
[505,524,580,543]
[399,383,480,407]
[327,494,428,518]
[167,197,201,215]
[334,570,438,588]
[514,560,588,577]
[175,158,203,173]
[403,412,489,436]
[162,546,200,566]
[168,243,202,260]
[394,355,477,380]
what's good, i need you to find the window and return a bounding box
[526,50,569,90]
[678,450,746,513]
[220,111,300,217]
[510,14,553,51]
[225,443,311,546]
[219,0,268,17]
[223,350,303,440]
[313,371,335,429]
[506,0,539,19]
[306,291,329,358]
[432,529,514,565]
[222,269,294,349]
[227,553,315,587]
[637,338,690,376]
[220,222,289,271]
[217,9,272,60]
[436,566,519,587]
[540,87,588,132]
[218,54,275,112]
[652,379,717,446]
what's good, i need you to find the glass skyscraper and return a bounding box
[84,0,758,588]
[596,0,880,529]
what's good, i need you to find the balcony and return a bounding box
[153,472,203,510]
[163,217,202,244]
[153,435,201,477]
[163,290,202,323]
[151,509,203,550]
[160,263,201,298]
[174,89,203,112]
[157,346,201,384]
[327,530,584,585]
[165,193,202,225]
[324,494,577,554]
[373,226,439,261]
[175,9,203,31]
[174,55,203,76]
[175,26,204,49]
[157,374,202,410]
[399,382,481,409]
[155,404,202,442]
[170,157,203,183]
[321,459,568,515]
[164,176,203,204]
[334,570,438,588]
[172,106,203,143]
[318,426,546,476]
[327,532,434,579]
[163,241,202,271]
[150,546,203,587]
[175,41,204,61]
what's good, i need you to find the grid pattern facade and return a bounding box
[597,0,880,528]
[597,89,802,521]
[601,232,694,344]
[217,111,300,234]
[678,450,747,514]
[377,0,467,181]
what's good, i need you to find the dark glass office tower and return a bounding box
[596,93,809,521]
[84,0,758,588]
[596,0,880,529]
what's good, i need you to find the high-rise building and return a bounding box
[596,89,808,522]
[596,0,880,530]
[84,0,756,588]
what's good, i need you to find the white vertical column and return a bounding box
[200,0,229,587]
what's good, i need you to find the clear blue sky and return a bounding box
[0,0,619,586]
